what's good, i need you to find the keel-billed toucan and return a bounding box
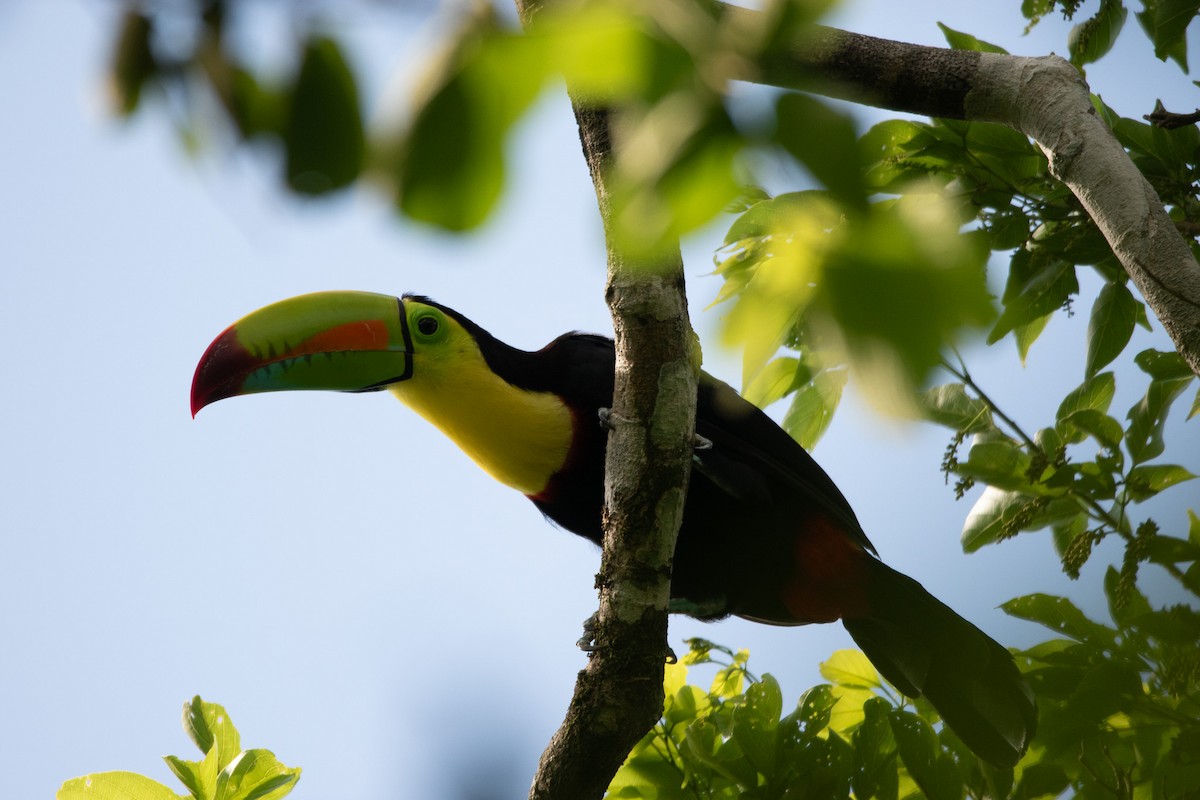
[191,291,1036,767]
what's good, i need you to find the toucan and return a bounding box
[191,290,1036,767]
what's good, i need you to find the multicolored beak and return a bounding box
[191,291,413,417]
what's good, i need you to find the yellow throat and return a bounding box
[387,325,574,497]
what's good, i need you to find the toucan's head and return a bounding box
[190,291,472,416]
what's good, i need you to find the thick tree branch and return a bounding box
[721,7,1200,377]
[516,5,699,800]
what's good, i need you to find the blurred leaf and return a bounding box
[57,772,183,800]
[1126,463,1197,501]
[920,383,995,433]
[396,12,547,229]
[284,36,364,195]
[1060,408,1125,448]
[1086,282,1137,377]
[108,9,156,116]
[775,94,867,212]
[1068,0,1127,67]
[937,22,1009,53]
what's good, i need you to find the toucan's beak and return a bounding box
[191,291,413,417]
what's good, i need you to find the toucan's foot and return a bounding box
[693,433,713,451]
[577,611,599,654]
[576,611,679,664]
[598,407,614,431]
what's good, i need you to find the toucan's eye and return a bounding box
[416,315,439,336]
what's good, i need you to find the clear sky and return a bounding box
[1,2,1197,799]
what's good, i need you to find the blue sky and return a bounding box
[1,2,1197,799]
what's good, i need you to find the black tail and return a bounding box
[841,559,1036,767]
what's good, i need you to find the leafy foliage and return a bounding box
[57,697,300,800]
[94,1,1200,799]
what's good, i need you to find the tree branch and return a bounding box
[720,8,1200,377]
[516,5,699,800]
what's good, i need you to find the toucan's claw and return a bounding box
[693,433,713,451]
[576,611,678,664]
[577,611,599,655]
[598,407,614,432]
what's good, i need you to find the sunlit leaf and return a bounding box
[989,252,1078,344]
[820,649,881,689]
[961,487,1029,552]
[937,22,1009,53]
[213,749,301,800]
[183,697,241,770]
[58,773,183,800]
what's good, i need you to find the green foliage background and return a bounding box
[75,0,1200,798]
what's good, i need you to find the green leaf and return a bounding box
[183,697,241,771]
[1104,565,1152,626]
[820,649,881,689]
[1126,464,1197,501]
[775,94,867,212]
[1190,385,1200,419]
[1060,408,1124,449]
[958,437,1035,490]
[851,699,899,800]
[920,383,995,433]
[888,711,962,800]
[1067,0,1127,67]
[165,745,219,800]
[1137,0,1200,70]
[214,749,301,800]
[1002,593,1117,645]
[1126,372,1194,463]
[989,253,1078,344]
[283,36,364,195]
[1086,282,1137,377]
[58,772,184,800]
[1057,372,1116,430]
[1135,348,1194,379]
[1014,313,1052,364]
[937,22,1009,53]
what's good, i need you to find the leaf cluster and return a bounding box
[608,642,1042,800]
[57,697,300,800]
